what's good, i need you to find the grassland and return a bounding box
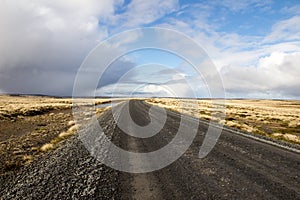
[147,98,300,145]
[1,95,299,175]
[0,95,111,175]
[0,95,112,120]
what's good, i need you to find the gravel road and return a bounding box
[1,100,300,199]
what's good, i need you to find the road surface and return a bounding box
[1,100,300,199]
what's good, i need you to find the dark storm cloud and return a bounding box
[0,0,117,96]
[97,59,137,88]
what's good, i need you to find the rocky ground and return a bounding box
[0,136,119,199]
[0,109,73,177]
[0,107,120,199]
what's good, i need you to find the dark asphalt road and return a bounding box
[1,100,299,199]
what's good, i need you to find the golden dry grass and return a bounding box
[0,95,115,154]
[39,123,80,152]
[146,98,300,144]
[0,95,113,119]
[0,95,71,119]
[39,106,112,152]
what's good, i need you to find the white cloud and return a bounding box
[0,0,118,68]
[221,52,300,98]
[94,61,206,98]
[150,3,300,99]
[212,0,272,12]
[96,81,199,98]
[263,16,300,43]
[135,11,300,99]
[113,0,179,28]
[139,84,175,97]
[281,5,300,15]
[0,0,299,99]
[96,83,175,97]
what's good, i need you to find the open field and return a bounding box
[1,95,299,176]
[0,95,111,176]
[147,98,300,144]
[0,95,113,120]
[1,98,300,199]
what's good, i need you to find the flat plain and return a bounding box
[0,95,110,176]
[147,98,300,144]
[0,97,299,199]
[1,95,299,176]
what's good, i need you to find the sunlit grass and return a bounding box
[39,123,80,152]
[0,95,112,119]
[0,95,117,174]
[147,98,300,144]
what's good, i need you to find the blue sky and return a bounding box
[0,0,299,98]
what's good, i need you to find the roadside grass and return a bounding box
[0,95,114,174]
[0,95,72,120]
[146,98,300,145]
[40,123,79,152]
[0,95,112,120]
[39,106,110,153]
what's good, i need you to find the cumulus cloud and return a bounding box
[97,83,176,97]
[0,0,181,96]
[96,80,199,98]
[221,52,300,98]
[95,62,211,98]
[0,0,119,95]
[158,12,300,99]
[0,0,299,99]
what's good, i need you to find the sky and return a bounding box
[0,0,299,99]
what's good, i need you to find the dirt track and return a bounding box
[1,100,300,199]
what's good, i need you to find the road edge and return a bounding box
[144,101,300,154]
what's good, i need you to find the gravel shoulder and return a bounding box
[1,135,119,199]
[1,108,120,199]
[0,109,72,177]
